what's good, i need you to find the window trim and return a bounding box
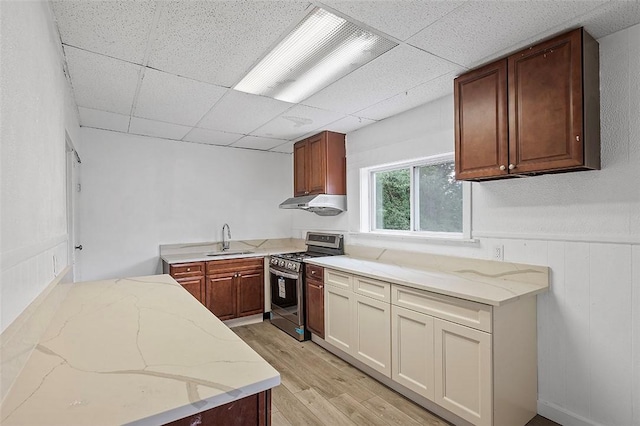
[361,153,471,240]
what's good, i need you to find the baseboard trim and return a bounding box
[537,400,605,426]
[224,314,263,329]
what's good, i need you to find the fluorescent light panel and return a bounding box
[234,7,397,103]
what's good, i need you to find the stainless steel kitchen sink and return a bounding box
[205,250,254,257]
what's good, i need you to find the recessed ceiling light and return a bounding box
[234,7,397,103]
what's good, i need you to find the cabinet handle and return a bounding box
[186,268,191,272]
[499,165,506,171]
[311,270,316,274]
[238,273,242,277]
[508,164,516,170]
[576,135,580,142]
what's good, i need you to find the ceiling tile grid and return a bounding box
[269,141,295,154]
[231,135,290,151]
[129,117,191,140]
[134,68,228,126]
[301,44,462,114]
[250,104,346,140]
[182,128,244,146]
[51,0,157,64]
[197,90,294,134]
[78,107,130,133]
[320,0,466,41]
[146,1,311,88]
[407,0,608,68]
[64,46,142,115]
[323,115,377,134]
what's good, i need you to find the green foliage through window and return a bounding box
[375,169,410,230]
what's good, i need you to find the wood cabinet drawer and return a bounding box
[392,286,492,333]
[170,262,205,278]
[306,264,324,281]
[354,276,391,302]
[206,257,263,275]
[325,269,352,290]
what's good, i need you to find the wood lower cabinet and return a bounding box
[167,262,205,305]
[205,258,264,321]
[391,305,435,400]
[293,131,346,196]
[164,389,271,426]
[305,264,325,338]
[455,27,600,181]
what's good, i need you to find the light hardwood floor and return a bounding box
[232,321,560,426]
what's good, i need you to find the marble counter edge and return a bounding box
[161,247,302,264]
[304,257,548,306]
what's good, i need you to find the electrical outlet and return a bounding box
[493,244,504,261]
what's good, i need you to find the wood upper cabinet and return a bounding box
[293,131,346,196]
[305,264,324,338]
[205,258,264,321]
[455,27,600,181]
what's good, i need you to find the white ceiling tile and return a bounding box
[183,128,244,146]
[321,0,465,41]
[134,68,227,126]
[302,44,461,114]
[198,90,294,134]
[78,107,130,132]
[147,1,310,87]
[51,1,157,64]
[251,105,345,140]
[64,46,141,115]
[357,72,457,121]
[270,141,295,154]
[579,1,640,39]
[407,1,608,68]
[231,136,289,151]
[129,117,191,140]
[325,115,376,134]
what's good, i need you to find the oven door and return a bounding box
[270,267,302,325]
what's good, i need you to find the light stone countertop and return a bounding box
[305,256,548,306]
[0,274,280,426]
[160,238,305,264]
[161,246,301,264]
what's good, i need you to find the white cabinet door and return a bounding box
[391,305,435,400]
[325,284,353,353]
[353,293,391,377]
[434,318,492,426]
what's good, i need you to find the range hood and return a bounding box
[279,194,346,216]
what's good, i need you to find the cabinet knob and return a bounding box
[499,165,506,171]
[576,135,580,142]
[186,268,191,272]
[508,164,516,170]
[311,270,316,274]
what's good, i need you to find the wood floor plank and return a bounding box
[361,395,423,426]
[294,388,357,426]
[232,322,559,426]
[271,383,324,426]
[329,393,391,426]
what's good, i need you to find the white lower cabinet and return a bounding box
[323,268,536,426]
[325,284,353,353]
[434,318,492,426]
[391,305,435,400]
[353,293,391,376]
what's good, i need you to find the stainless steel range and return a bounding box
[269,232,344,341]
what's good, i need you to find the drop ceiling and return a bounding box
[52,0,640,154]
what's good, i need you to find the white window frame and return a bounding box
[360,153,471,240]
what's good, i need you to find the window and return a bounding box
[364,154,467,237]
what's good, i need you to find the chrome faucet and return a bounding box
[221,223,231,251]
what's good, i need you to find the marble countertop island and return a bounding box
[305,255,548,306]
[0,275,280,425]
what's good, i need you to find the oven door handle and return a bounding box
[269,267,300,280]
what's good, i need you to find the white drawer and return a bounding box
[354,276,391,302]
[325,269,352,290]
[392,286,492,333]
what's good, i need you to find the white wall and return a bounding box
[78,128,294,281]
[0,1,81,333]
[294,23,640,426]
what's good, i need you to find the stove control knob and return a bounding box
[287,262,293,270]
[279,259,285,267]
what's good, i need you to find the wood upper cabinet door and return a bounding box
[508,28,591,173]
[206,274,236,321]
[293,140,308,196]
[292,131,346,197]
[236,270,264,318]
[306,277,324,338]
[455,59,509,180]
